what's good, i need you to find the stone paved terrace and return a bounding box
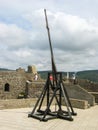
[0,105,98,130]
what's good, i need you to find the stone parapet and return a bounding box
[0,98,37,109]
[70,98,89,109]
[62,98,89,109]
[0,98,91,110]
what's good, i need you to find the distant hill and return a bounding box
[38,71,50,79]
[38,70,98,82]
[77,70,98,82]
[0,68,11,71]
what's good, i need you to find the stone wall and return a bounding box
[0,98,37,109]
[0,98,89,110]
[69,98,89,109]
[0,66,42,99]
[62,98,89,109]
[27,82,44,98]
[0,71,26,99]
[0,68,96,109]
[77,79,98,92]
[89,92,98,103]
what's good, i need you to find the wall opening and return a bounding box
[4,83,10,92]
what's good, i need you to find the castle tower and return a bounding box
[27,65,37,74]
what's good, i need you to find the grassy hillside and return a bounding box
[77,70,98,82]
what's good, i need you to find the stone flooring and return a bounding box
[0,105,98,130]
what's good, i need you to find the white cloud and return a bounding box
[0,22,31,49]
[0,1,98,71]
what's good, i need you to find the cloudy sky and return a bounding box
[0,0,98,72]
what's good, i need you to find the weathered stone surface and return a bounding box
[27,65,37,74]
[0,66,42,99]
[0,98,38,109]
[0,98,89,109]
[64,84,95,106]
